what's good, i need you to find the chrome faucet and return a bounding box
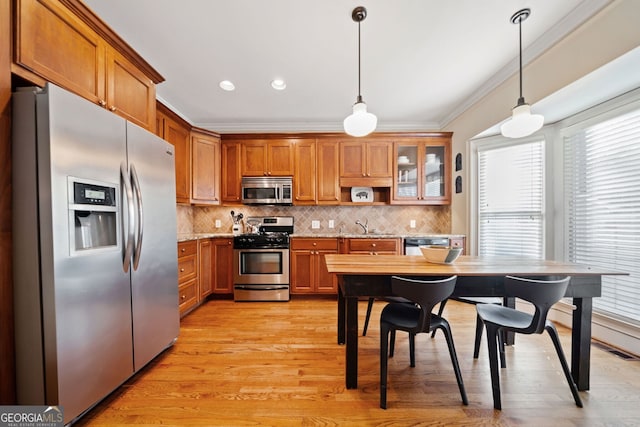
[355,219,368,234]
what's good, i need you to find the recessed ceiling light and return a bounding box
[271,79,286,90]
[219,80,235,91]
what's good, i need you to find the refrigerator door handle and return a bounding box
[120,162,135,273]
[130,163,144,271]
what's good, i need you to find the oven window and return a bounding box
[244,187,276,200]
[240,252,282,274]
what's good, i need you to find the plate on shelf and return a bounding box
[351,187,373,202]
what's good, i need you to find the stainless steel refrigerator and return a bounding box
[12,84,179,424]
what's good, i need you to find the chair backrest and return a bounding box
[504,275,571,334]
[390,275,457,332]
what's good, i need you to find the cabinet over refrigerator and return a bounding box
[12,84,180,424]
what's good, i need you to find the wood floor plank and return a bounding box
[76,297,640,426]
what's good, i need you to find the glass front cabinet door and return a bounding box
[392,136,451,205]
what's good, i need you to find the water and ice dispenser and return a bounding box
[69,178,118,253]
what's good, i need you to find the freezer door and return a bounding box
[126,121,180,371]
[15,84,135,423]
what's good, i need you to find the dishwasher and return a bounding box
[403,237,450,255]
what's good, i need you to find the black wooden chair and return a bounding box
[476,275,583,410]
[379,275,468,409]
[362,296,412,336]
[433,296,506,366]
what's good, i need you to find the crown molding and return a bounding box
[440,0,611,128]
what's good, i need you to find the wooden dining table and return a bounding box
[324,254,627,391]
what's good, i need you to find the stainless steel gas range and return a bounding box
[233,216,293,301]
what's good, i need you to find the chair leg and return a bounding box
[473,313,484,359]
[431,299,448,338]
[389,329,396,358]
[380,323,390,409]
[437,322,469,405]
[498,329,506,369]
[409,332,416,368]
[363,297,375,336]
[546,323,583,408]
[485,323,502,410]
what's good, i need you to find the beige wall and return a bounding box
[446,0,640,241]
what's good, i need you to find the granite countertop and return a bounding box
[178,232,464,242]
[177,232,234,242]
[291,233,465,239]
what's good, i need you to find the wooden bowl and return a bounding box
[419,245,462,264]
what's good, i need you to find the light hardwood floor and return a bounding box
[78,297,640,426]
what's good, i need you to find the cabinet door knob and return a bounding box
[313,242,317,246]
[98,99,106,107]
[181,248,186,252]
[109,106,117,112]
[371,243,376,247]
[181,295,186,300]
[180,268,185,272]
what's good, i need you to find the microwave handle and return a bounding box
[276,187,279,200]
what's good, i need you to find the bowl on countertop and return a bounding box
[419,245,462,264]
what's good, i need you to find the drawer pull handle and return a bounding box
[181,295,186,300]
[181,248,186,252]
[180,268,185,272]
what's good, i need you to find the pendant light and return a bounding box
[344,6,377,137]
[500,8,544,139]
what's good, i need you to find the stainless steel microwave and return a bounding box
[241,176,293,205]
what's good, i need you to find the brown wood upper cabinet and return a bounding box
[241,139,294,176]
[339,140,393,187]
[316,139,340,205]
[156,103,191,204]
[13,0,160,130]
[392,135,451,205]
[221,141,242,205]
[293,138,316,205]
[190,129,221,205]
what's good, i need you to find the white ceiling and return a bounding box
[84,0,619,134]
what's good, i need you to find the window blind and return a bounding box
[564,108,640,324]
[478,141,544,258]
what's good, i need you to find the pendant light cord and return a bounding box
[357,19,362,103]
[517,14,524,105]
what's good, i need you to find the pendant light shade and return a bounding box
[344,6,376,137]
[344,98,377,137]
[501,101,544,138]
[501,8,543,139]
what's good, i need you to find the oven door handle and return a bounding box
[234,285,289,291]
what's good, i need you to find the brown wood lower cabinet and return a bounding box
[449,236,466,254]
[177,240,198,316]
[212,238,233,293]
[342,237,401,255]
[290,238,338,294]
[198,239,213,299]
[179,237,233,318]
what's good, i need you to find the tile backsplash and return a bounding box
[177,204,451,235]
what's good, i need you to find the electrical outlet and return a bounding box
[328,220,335,229]
[410,220,416,228]
[312,220,320,229]
[215,219,221,228]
